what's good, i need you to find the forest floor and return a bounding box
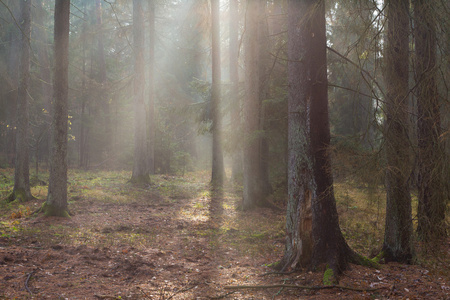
[0,169,449,299]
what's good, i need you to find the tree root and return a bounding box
[223,284,379,292]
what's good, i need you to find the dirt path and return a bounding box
[0,171,449,299]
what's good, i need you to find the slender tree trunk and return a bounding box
[210,0,225,188]
[229,0,242,182]
[414,0,446,241]
[243,0,272,209]
[382,0,414,263]
[95,0,111,159]
[281,0,357,276]
[79,2,88,169]
[148,0,156,174]
[258,1,273,196]
[10,0,33,202]
[6,2,20,167]
[131,0,150,184]
[45,0,70,217]
[34,0,52,166]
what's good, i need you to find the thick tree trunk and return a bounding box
[382,0,414,263]
[131,0,150,184]
[210,0,225,188]
[11,0,33,202]
[414,0,447,241]
[281,0,356,276]
[148,0,156,174]
[229,0,242,182]
[46,0,70,217]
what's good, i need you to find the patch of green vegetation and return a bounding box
[323,266,336,285]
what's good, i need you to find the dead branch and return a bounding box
[25,270,35,295]
[224,284,379,292]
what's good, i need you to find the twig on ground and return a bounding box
[25,270,35,295]
[224,284,379,292]
[209,291,237,299]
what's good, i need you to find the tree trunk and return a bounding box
[258,1,273,196]
[34,0,52,166]
[243,0,272,209]
[148,0,156,174]
[414,0,447,241]
[210,0,225,188]
[79,1,89,169]
[131,0,150,184]
[229,0,242,182]
[10,0,33,202]
[281,0,357,276]
[45,0,70,217]
[382,0,414,263]
[95,0,111,159]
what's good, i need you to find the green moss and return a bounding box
[353,252,380,268]
[6,189,29,203]
[41,202,70,218]
[323,266,336,285]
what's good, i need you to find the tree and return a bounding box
[9,0,33,202]
[382,0,414,263]
[229,0,242,182]
[148,0,156,174]
[281,0,360,277]
[131,0,150,184]
[242,0,272,209]
[414,0,447,241]
[210,0,225,188]
[45,0,70,217]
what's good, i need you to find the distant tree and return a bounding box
[130,0,150,184]
[45,0,70,217]
[242,0,272,209]
[148,0,156,174]
[9,0,33,202]
[382,0,414,263]
[229,0,242,182]
[79,1,89,169]
[95,0,112,158]
[281,0,360,276]
[210,0,225,188]
[414,0,447,241]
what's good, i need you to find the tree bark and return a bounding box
[281,0,357,276]
[11,0,33,202]
[131,0,150,184]
[243,0,273,209]
[229,0,242,182]
[95,0,111,159]
[382,0,414,263]
[414,0,447,241]
[210,0,225,188]
[46,0,70,217]
[148,0,156,174]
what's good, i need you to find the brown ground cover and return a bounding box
[0,170,448,299]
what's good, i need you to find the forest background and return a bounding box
[0,0,449,299]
